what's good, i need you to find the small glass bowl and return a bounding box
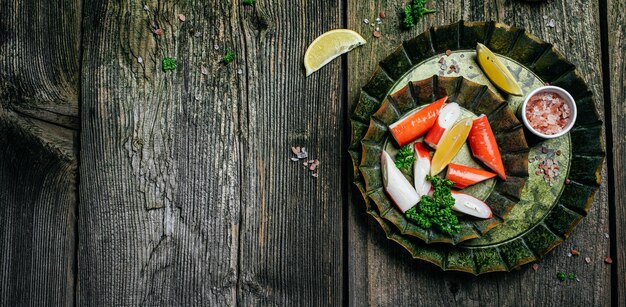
[520,86,577,139]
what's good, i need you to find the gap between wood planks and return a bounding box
[598,0,618,306]
[340,0,350,305]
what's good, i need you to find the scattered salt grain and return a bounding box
[237,69,243,75]
[604,257,613,264]
[178,14,186,22]
[201,66,208,75]
[363,19,370,24]
[143,4,150,11]
[585,257,591,264]
[214,44,220,50]
[154,28,164,36]
[543,15,548,20]
[312,173,319,178]
[547,19,556,28]
[373,31,382,38]
[290,157,299,162]
[137,56,143,63]
[379,11,386,19]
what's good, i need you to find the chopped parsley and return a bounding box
[223,50,236,64]
[402,0,437,29]
[557,272,566,281]
[243,0,256,5]
[395,144,416,174]
[405,175,460,235]
[162,57,177,72]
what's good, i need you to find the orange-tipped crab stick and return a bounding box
[381,150,420,213]
[468,115,506,180]
[424,102,461,149]
[446,163,496,189]
[451,191,492,219]
[413,142,432,197]
[388,96,447,147]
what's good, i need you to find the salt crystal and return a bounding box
[363,19,369,24]
[290,157,299,162]
[547,19,556,28]
[137,56,143,63]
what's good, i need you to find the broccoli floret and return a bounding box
[405,175,460,235]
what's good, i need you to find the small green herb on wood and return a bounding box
[402,0,436,29]
[243,0,256,5]
[162,57,177,72]
[223,50,236,64]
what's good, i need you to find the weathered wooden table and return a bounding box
[0,0,624,306]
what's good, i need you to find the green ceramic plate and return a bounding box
[362,76,529,244]
[349,21,604,274]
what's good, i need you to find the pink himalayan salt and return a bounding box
[525,92,571,135]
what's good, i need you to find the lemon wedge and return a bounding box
[476,43,523,96]
[430,118,473,176]
[304,29,366,76]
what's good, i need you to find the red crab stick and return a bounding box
[381,150,420,213]
[423,102,461,149]
[413,142,432,197]
[468,115,506,180]
[389,96,447,147]
[446,163,496,189]
[451,191,492,219]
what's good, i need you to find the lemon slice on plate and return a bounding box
[304,29,366,76]
[476,43,523,96]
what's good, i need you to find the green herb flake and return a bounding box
[243,0,256,5]
[402,0,437,29]
[557,272,566,281]
[223,50,236,64]
[405,175,460,235]
[568,273,577,281]
[395,144,416,173]
[162,57,177,72]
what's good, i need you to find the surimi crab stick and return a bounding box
[451,191,492,219]
[446,163,496,189]
[413,142,432,197]
[381,150,420,213]
[388,96,447,147]
[423,102,461,149]
[468,115,506,180]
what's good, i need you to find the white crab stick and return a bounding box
[424,102,461,149]
[413,142,432,198]
[451,191,492,219]
[381,150,420,213]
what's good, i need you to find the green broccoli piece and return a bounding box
[162,57,177,72]
[223,50,236,64]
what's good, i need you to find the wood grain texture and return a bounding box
[79,0,344,305]
[607,0,625,304]
[0,0,80,305]
[235,1,345,306]
[347,1,610,306]
[79,0,242,305]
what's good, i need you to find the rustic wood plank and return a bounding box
[78,1,243,305]
[234,1,344,305]
[0,0,80,305]
[347,1,610,306]
[79,0,345,305]
[607,0,625,304]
